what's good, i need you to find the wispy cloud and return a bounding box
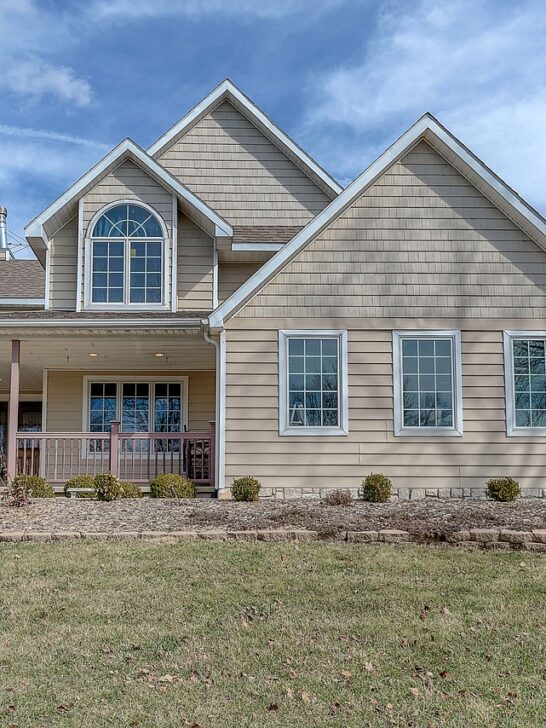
[91,0,345,20]
[0,124,108,149]
[302,0,546,210]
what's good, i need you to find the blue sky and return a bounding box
[1,0,546,258]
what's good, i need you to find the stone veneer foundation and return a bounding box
[217,487,546,500]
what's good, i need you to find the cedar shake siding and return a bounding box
[157,101,332,226]
[223,141,546,494]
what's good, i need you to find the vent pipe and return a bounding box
[0,207,7,251]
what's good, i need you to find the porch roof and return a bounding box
[0,333,215,391]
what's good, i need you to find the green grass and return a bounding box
[0,542,544,727]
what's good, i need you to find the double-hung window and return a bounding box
[88,203,165,307]
[504,332,546,435]
[279,330,348,436]
[393,331,463,436]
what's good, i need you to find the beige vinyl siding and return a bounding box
[157,101,332,226]
[80,160,175,309]
[49,216,78,309]
[177,213,213,311]
[238,141,546,320]
[219,262,263,304]
[224,322,546,493]
[224,141,546,493]
[46,370,215,433]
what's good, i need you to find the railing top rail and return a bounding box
[16,432,211,440]
[118,432,211,440]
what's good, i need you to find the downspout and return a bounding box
[203,323,226,494]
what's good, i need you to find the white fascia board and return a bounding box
[25,138,232,241]
[147,79,342,198]
[232,242,284,252]
[209,113,546,330]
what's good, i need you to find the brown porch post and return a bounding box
[208,420,216,487]
[7,340,20,479]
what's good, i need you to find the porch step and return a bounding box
[195,486,216,499]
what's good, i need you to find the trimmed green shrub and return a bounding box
[486,477,520,502]
[94,473,123,502]
[14,474,54,498]
[322,489,353,507]
[149,473,196,499]
[64,475,96,498]
[231,476,261,502]
[119,481,142,498]
[359,473,392,503]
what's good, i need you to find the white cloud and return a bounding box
[303,0,546,210]
[0,1,93,106]
[92,0,344,20]
[5,59,92,107]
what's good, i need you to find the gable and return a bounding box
[157,101,332,228]
[82,160,175,238]
[233,141,546,320]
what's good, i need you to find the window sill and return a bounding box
[280,427,349,437]
[507,427,546,437]
[83,304,169,312]
[394,427,463,437]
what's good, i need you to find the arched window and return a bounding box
[90,203,164,305]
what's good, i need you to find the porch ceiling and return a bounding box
[0,334,215,391]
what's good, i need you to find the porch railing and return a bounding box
[15,421,215,486]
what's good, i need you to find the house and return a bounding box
[2,80,546,499]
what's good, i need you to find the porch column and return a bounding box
[7,339,20,479]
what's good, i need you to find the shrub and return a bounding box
[486,477,520,502]
[359,473,392,503]
[14,474,54,498]
[94,473,123,502]
[149,473,196,499]
[64,475,96,498]
[119,481,142,498]
[231,476,261,502]
[3,475,30,507]
[322,489,353,507]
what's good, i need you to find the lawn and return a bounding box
[0,542,544,727]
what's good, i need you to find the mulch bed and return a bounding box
[0,498,545,538]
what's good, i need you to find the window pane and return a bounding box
[122,383,149,432]
[400,337,454,429]
[286,337,340,429]
[129,241,162,304]
[91,241,125,304]
[88,383,117,433]
[154,382,182,433]
[513,339,546,428]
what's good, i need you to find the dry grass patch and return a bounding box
[0,541,544,727]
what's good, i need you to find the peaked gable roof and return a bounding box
[147,79,342,199]
[25,138,233,257]
[209,113,546,330]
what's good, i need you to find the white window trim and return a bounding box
[82,375,189,436]
[278,329,349,437]
[504,330,546,437]
[392,330,463,437]
[83,200,170,311]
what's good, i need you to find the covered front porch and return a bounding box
[0,322,217,493]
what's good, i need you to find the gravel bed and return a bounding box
[0,498,545,538]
